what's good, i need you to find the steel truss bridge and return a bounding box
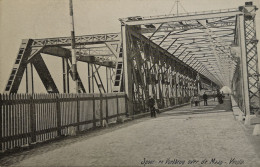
[4,2,259,116]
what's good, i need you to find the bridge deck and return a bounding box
[1,98,260,166]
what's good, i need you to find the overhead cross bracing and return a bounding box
[120,8,240,88]
[120,2,259,116]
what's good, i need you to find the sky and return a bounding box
[0,0,260,93]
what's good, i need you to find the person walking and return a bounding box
[194,94,200,106]
[148,96,156,117]
[217,91,223,104]
[203,92,208,106]
[190,95,195,107]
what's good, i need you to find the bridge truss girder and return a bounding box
[121,2,259,116]
[4,33,123,94]
[121,8,240,89]
[122,25,217,115]
[232,2,260,115]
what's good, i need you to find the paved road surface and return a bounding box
[1,97,260,167]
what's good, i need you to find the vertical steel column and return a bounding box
[109,67,113,92]
[26,63,34,93]
[62,58,69,93]
[106,67,110,93]
[243,3,260,114]
[88,63,94,93]
[238,11,250,115]
[121,25,133,116]
[175,72,179,104]
[196,73,200,95]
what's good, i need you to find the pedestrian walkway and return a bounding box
[1,97,260,167]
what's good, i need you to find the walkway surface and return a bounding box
[1,97,260,167]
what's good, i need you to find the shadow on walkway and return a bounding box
[160,97,232,118]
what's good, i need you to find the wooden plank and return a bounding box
[41,94,45,140]
[26,94,29,145]
[2,94,6,150]
[52,94,56,139]
[21,94,24,146]
[100,94,103,125]
[116,94,119,119]
[13,94,17,147]
[17,94,21,147]
[35,94,39,142]
[39,94,42,142]
[62,94,66,135]
[76,95,80,130]
[69,94,72,126]
[44,94,47,141]
[79,94,83,131]
[49,94,52,139]
[92,95,96,128]
[30,95,36,143]
[0,94,2,151]
[63,94,66,133]
[12,94,16,148]
[56,95,61,136]
[46,94,49,140]
[125,94,128,116]
[23,94,27,145]
[106,95,108,123]
[7,94,11,149]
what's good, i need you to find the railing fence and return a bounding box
[0,93,127,152]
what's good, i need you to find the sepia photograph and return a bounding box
[0,0,260,166]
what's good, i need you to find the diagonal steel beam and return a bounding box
[105,42,120,58]
[176,48,187,58]
[148,23,164,40]
[171,43,183,55]
[159,32,172,46]
[166,39,178,51]
[184,54,194,64]
[181,51,191,61]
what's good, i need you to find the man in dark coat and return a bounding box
[203,92,208,106]
[217,91,223,104]
[148,96,156,117]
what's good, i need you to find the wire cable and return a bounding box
[179,1,188,13]
[169,1,177,14]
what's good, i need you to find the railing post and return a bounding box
[30,95,36,143]
[93,95,96,128]
[116,94,119,119]
[106,95,108,123]
[0,94,2,151]
[56,95,61,136]
[76,95,80,131]
[100,94,103,126]
[125,94,128,116]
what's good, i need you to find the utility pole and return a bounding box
[69,0,78,93]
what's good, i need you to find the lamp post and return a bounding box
[69,0,78,93]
